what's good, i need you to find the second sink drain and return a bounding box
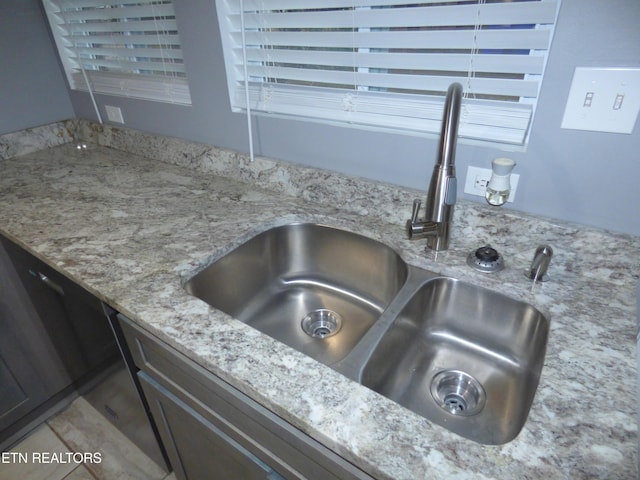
[301,309,343,339]
[430,370,486,416]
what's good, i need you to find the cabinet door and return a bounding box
[0,237,87,381]
[0,235,120,446]
[0,240,72,436]
[0,326,47,428]
[0,236,118,382]
[50,268,117,371]
[139,372,284,480]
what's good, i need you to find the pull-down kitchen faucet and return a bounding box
[406,82,463,251]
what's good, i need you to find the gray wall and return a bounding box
[0,0,74,135]
[11,0,640,235]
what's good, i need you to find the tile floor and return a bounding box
[1,398,176,480]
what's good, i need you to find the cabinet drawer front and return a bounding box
[118,316,372,480]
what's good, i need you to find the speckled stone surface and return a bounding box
[0,120,78,160]
[0,121,637,479]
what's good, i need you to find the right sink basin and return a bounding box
[360,277,549,445]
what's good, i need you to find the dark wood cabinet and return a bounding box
[119,315,372,480]
[0,236,118,448]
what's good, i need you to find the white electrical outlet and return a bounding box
[105,105,124,124]
[463,166,519,202]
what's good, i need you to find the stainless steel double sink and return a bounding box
[185,223,549,445]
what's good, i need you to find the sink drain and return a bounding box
[430,370,486,416]
[301,309,342,339]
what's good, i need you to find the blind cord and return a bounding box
[465,0,486,101]
[59,0,103,124]
[239,0,255,162]
[81,69,104,125]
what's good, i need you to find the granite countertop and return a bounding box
[0,121,637,479]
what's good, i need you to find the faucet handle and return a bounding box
[407,199,438,239]
[410,198,422,223]
[407,198,439,239]
[406,199,423,239]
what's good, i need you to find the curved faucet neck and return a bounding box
[437,82,463,171]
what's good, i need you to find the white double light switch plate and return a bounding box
[561,67,640,134]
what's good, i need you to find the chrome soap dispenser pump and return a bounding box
[485,158,516,206]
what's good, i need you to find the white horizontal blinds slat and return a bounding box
[74,57,186,75]
[243,66,540,97]
[240,0,496,9]
[75,46,184,61]
[238,29,551,50]
[67,0,152,7]
[240,49,546,75]
[236,2,558,29]
[46,0,191,105]
[219,0,560,145]
[60,3,175,21]
[65,18,178,34]
[63,33,179,46]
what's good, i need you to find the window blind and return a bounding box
[43,0,191,105]
[216,0,560,145]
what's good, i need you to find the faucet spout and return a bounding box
[407,82,463,251]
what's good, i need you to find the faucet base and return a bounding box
[426,222,450,251]
[406,219,438,240]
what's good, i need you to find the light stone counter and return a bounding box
[1,120,638,479]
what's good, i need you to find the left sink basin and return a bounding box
[185,223,408,365]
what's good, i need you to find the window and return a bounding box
[43,0,191,105]
[216,0,561,146]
